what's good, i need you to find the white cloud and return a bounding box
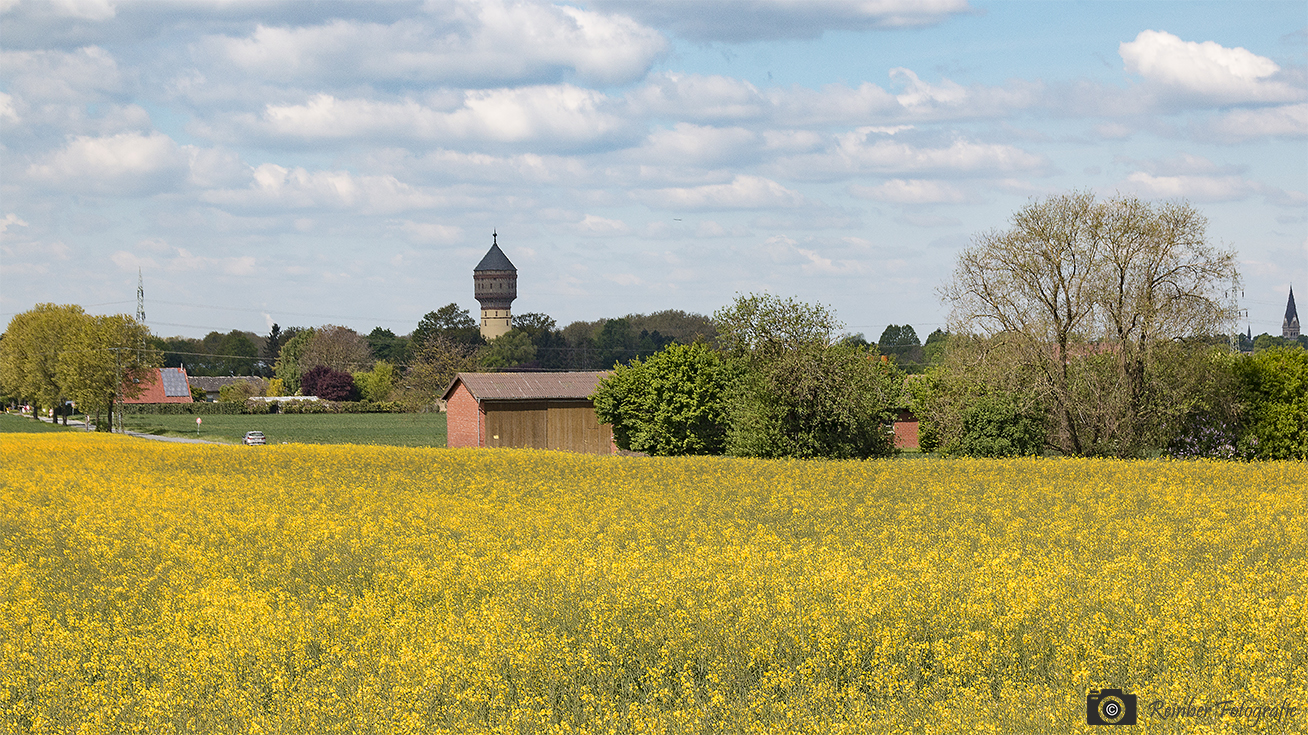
[393,221,464,245]
[1203,103,1308,141]
[635,175,808,210]
[591,0,972,42]
[0,45,123,101]
[206,1,666,87]
[255,87,631,148]
[1123,172,1256,202]
[0,213,29,234]
[571,214,630,236]
[636,123,760,165]
[27,131,187,193]
[849,178,973,204]
[202,164,468,214]
[776,130,1048,181]
[1120,30,1304,103]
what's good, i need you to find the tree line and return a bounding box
[594,193,1307,461]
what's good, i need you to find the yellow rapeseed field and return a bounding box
[2,433,1305,734]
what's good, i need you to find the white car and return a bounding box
[243,431,266,445]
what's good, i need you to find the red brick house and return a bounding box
[122,367,194,404]
[443,372,614,454]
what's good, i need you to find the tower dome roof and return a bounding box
[474,233,516,272]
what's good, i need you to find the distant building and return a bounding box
[474,232,517,340]
[1284,285,1300,339]
[443,372,614,454]
[123,367,194,404]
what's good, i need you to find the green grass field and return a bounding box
[119,411,448,446]
[0,413,80,433]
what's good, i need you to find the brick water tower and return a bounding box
[474,231,517,340]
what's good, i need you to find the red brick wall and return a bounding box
[893,410,919,449]
[446,382,484,448]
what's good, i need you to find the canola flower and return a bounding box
[1,433,1305,734]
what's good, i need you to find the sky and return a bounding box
[2,0,1305,341]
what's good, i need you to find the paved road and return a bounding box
[26,414,221,444]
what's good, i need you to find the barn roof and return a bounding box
[187,375,263,391]
[443,371,608,401]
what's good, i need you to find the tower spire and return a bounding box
[1284,284,1300,339]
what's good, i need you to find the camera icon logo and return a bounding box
[1087,688,1138,726]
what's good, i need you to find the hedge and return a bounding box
[123,400,405,415]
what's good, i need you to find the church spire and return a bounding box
[1284,285,1300,339]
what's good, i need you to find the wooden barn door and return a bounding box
[545,403,601,453]
[485,402,547,448]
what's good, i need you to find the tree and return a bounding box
[274,328,315,394]
[300,325,373,373]
[941,192,1238,457]
[0,304,87,422]
[57,315,158,431]
[395,335,480,410]
[714,294,901,459]
[726,341,902,459]
[1234,347,1308,460]
[878,324,924,366]
[218,378,267,403]
[263,323,283,368]
[480,331,537,369]
[367,327,409,364]
[714,293,840,361]
[300,366,358,401]
[593,342,734,456]
[216,331,259,376]
[413,304,482,347]
[353,362,396,402]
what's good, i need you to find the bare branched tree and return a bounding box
[941,192,1239,456]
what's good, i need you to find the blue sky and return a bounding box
[2,0,1304,340]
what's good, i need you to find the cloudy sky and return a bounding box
[2,0,1304,341]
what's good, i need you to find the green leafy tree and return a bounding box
[367,328,409,364]
[395,335,479,411]
[413,304,482,347]
[593,342,733,455]
[480,331,537,369]
[1235,347,1308,460]
[0,303,88,423]
[714,294,901,459]
[216,331,259,376]
[353,361,397,402]
[57,315,158,431]
[274,328,315,394]
[951,393,1046,457]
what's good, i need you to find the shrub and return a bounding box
[949,393,1046,457]
[300,366,358,401]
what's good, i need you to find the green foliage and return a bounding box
[593,342,733,456]
[218,379,267,403]
[480,331,537,369]
[0,303,88,418]
[122,401,248,415]
[950,393,1046,457]
[414,304,482,347]
[725,342,902,460]
[353,362,396,403]
[57,314,158,426]
[1235,347,1308,460]
[274,328,315,394]
[714,293,840,361]
[367,328,409,364]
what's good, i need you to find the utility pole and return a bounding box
[137,268,146,323]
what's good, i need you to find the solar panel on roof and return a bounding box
[160,368,190,397]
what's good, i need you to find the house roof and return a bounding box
[123,367,194,403]
[474,241,516,272]
[187,375,263,391]
[442,371,608,401]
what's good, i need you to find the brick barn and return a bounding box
[443,372,614,454]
